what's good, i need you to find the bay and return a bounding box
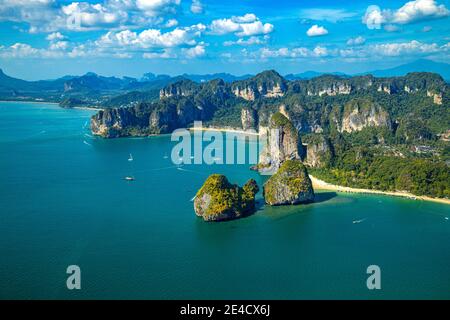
[0,101,449,299]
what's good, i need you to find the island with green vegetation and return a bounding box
[264,160,315,206]
[194,174,259,222]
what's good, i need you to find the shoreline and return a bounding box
[0,100,59,105]
[0,100,102,111]
[189,127,260,136]
[72,106,103,111]
[309,175,450,205]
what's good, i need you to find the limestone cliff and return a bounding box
[258,112,302,174]
[340,99,391,133]
[304,135,333,168]
[427,90,443,105]
[194,174,259,222]
[91,107,150,138]
[232,70,287,101]
[263,160,314,205]
[241,108,258,131]
[159,79,199,99]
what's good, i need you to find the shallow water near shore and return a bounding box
[0,101,449,299]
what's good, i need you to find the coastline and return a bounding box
[309,175,450,205]
[189,127,260,136]
[72,106,103,111]
[0,100,102,111]
[0,100,59,105]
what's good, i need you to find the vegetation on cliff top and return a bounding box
[194,174,259,221]
[264,160,314,205]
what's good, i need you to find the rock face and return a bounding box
[263,160,314,205]
[91,107,150,138]
[305,135,333,168]
[231,70,287,101]
[427,90,443,105]
[159,79,198,98]
[90,71,447,140]
[194,174,259,222]
[241,108,258,130]
[340,99,391,133]
[258,112,302,173]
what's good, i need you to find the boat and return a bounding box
[128,153,133,162]
[124,176,135,181]
[352,219,366,224]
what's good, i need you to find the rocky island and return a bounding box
[263,160,315,206]
[194,174,259,222]
[257,112,303,174]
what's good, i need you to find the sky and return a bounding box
[0,0,449,80]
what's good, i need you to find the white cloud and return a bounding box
[371,40,439,56]
[299,8,357,23]
[232,13,257,23]
[224,35,268,46]
[209,14,274,37]
[49,40,69,50]
[0,0,182,32]
[96,24,206,48]
[190,0,203,14]
[347,36,365,46]
[143,49,176,59]
[384,24,400,32]
[164,19,178,28]
[0,42,65,58]
[392,0,449,23]
[313,46,328,56]
[306,25,328,37]
[363,0,450,29]
[182,44,206,58]
[236,21,273,37]
[259,46,330,59]
[254,39,447,62]
[135,0,181,16]
[46,32,65,41]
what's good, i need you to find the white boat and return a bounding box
[124,176,135,181]
[128,153,133,162]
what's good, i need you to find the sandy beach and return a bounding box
[189,127,260,136]
[72,106,103,111]
[310,175,450,205]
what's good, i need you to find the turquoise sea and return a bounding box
[0,101,449,299]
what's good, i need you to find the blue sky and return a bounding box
[0,0,449,79]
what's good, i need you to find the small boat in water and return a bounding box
[128,154,133,162]
[124,176,135,181]
[352,219,366,224]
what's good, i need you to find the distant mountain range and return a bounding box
[359,59,450,80]
[285,60,450,81]
[0,59,448,106]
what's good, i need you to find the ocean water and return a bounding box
[0,101,449,299]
